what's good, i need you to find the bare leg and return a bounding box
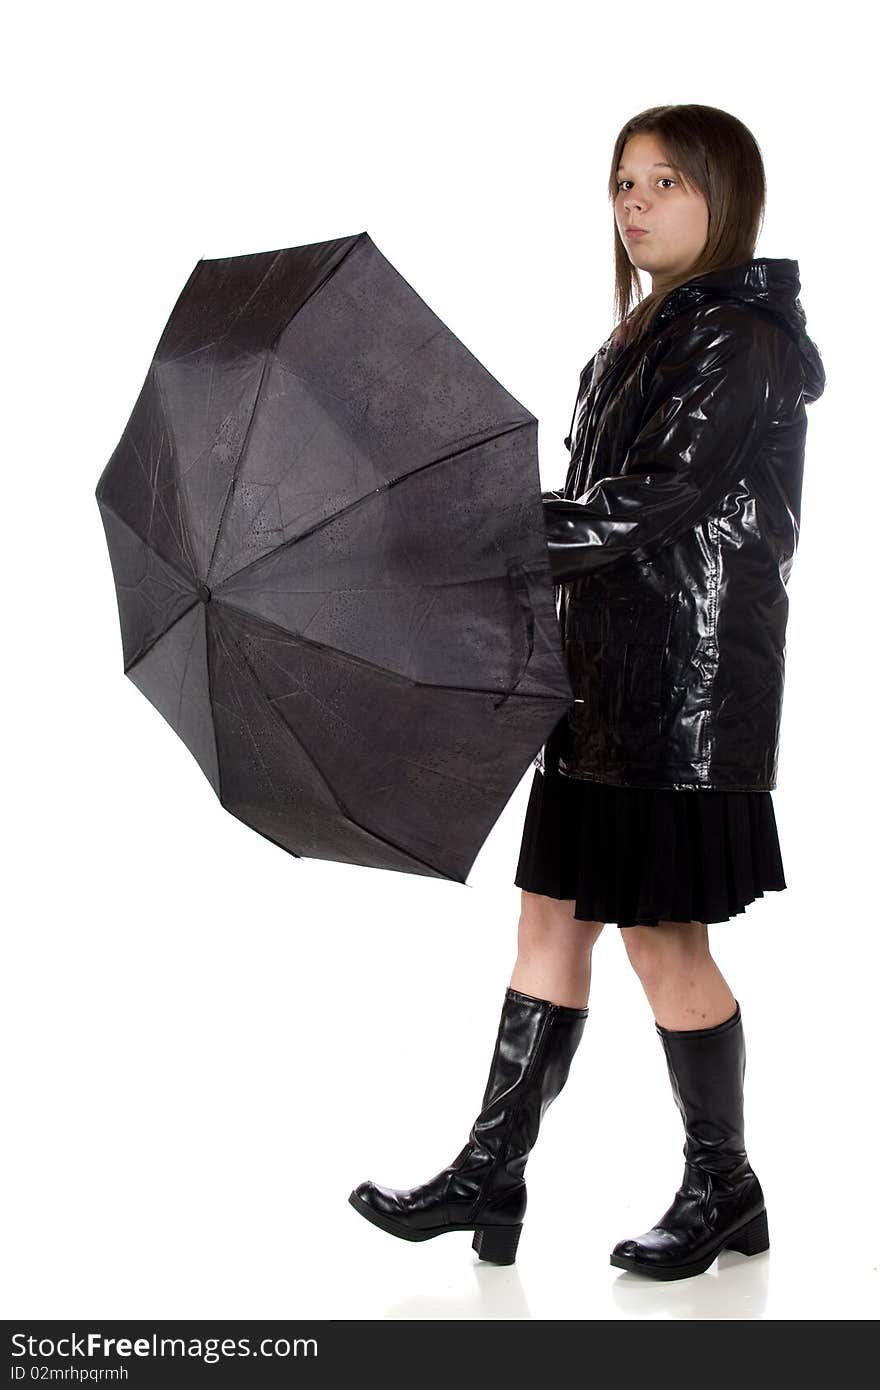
[509,890,605,1009]
[620,919,736,1029]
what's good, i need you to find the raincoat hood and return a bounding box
[654,257,826,404]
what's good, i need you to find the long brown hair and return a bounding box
[609,105,767,349]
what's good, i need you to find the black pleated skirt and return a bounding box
[514,766,786,928]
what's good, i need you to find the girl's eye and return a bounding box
[617,178,676,190]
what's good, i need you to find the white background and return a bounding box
[4,0,876,1321]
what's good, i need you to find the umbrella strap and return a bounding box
[494,561,535,709]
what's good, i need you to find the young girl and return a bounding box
[349,104,825,1282]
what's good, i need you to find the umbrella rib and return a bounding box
[216,595,551,701]
[212,418,534,592]
[203,350,273,594]
[172,238,366,362]
[212,622,301,807]
[127,405,200,578]
[270,323,444,406]
[156,250,288,578]
[174,607,204,730]
[215,612,492,796]
[199,239,369,581]
[122,596,200,676]
[211,623,467,880]
[254,644,485,795]
[175,250,287,361]
[122,574,554,697]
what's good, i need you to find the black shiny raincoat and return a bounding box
[536,257,825,791]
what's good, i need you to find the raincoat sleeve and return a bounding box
[541,313,796,584]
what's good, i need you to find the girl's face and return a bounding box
[614,131,709,289]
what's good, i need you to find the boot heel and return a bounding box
[725,1208,769,1256]
[472,1223,523,1264]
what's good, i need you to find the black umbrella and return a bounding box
[95,232,572,881]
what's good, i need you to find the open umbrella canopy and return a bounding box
[95,232,572,882]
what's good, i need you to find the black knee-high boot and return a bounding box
[349,986,589,1264]
[610,1000,769,1281]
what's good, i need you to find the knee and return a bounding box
[621,920,710,985]
[518,890,605,957]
